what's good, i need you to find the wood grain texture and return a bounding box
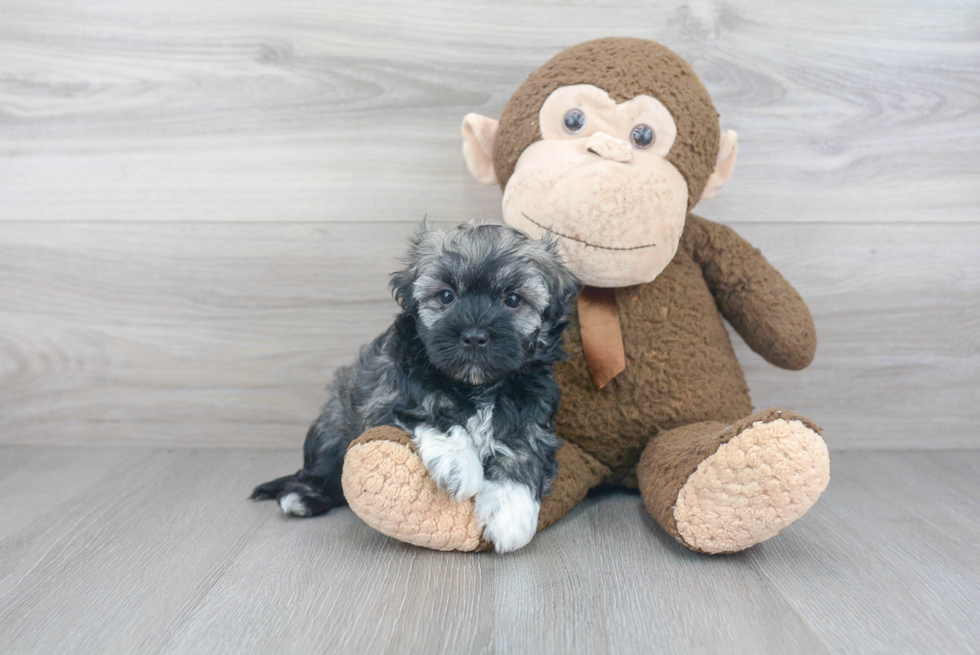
[1,0,977,223]
[2,3,976,652]
[0,447,977,654]
[1,220,977,449]
[747,450,980,654]
[0,446,145,540]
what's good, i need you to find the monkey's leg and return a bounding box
[341,427,606,552]
[637,409,830,554]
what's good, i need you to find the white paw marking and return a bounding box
[475,479,540,553]
[279,493,311,517]
[413,424,484,501]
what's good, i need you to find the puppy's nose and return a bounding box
[587,131,632,163]
[461,328,490,349]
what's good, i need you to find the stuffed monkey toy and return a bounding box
[340,38,830,554]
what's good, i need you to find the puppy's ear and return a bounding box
[390,224,424,310]
[539,236,580,324]
[390,221,441,311]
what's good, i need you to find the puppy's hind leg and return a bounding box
[276,476,338,517]
[250,471,338,517]
[249,472,299,501]
[250,403,351,517]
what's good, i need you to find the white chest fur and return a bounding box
[464,404,500,460]
[411,403,540,553]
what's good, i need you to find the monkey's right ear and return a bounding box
[461,114,499,186]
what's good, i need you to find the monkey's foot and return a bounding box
[341,427,489,552]
[639,409,830,554]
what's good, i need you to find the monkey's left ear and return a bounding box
[700,130,738,201]
[461,114,499,186]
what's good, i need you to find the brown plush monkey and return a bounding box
[340,38,830,554]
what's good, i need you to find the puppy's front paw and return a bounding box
[475,480,540,553]
[413,425,484,501]
[429,449,484,501]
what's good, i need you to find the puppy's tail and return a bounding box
[250,471,337,518]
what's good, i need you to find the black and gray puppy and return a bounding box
[251,221,578,552]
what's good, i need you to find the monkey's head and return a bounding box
[462,38,738,287]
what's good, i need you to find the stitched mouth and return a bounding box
[521,213,656,251]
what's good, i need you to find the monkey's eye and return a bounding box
[438,289,455,305]
[504,293,523,309]
[563,108,586,134]
[630,124,655,149]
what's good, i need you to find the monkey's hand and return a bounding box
[342,428,599,553]
[688,214,817,370]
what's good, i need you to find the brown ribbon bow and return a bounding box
[577,286,626,390]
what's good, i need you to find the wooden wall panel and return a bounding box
[1,0,977,223]
[1,221,976,449]
[0,0,977,449]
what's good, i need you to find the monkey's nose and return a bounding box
[461,328,490,350]
[586,131,633,163]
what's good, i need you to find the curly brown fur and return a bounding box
[493,37,720,206]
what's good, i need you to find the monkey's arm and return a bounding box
[685,214,816,370]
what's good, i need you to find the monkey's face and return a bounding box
[461,38,738,289]
[501,84,689,288]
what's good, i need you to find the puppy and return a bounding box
[251,221,579,552]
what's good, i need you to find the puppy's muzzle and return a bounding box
[461,327,490,351]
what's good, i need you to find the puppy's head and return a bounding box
[391,221,579,385]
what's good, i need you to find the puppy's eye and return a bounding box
[438,289,455,305]
[563,108,586,134]
[630,123,655,149]
[504,293,522,308]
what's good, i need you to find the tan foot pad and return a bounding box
[342,437,486,552]
[673,418,830,554]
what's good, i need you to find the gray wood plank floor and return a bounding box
[0,446,977,655]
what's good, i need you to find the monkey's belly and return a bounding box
[554,259,753,485]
